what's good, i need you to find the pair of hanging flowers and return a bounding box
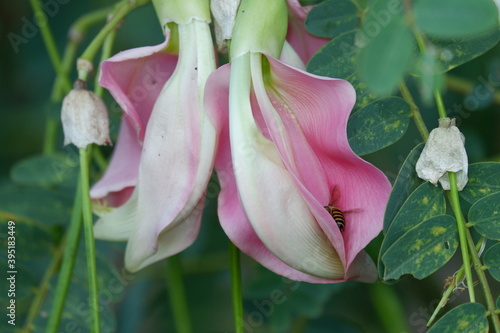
[85,0,391,283]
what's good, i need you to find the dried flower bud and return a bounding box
[61,79,111,148]
[210,0,241,53]
[416,118,468,190]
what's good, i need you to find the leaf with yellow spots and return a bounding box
[381,215,457,280]
[429,29,500,73]
[484,242,500,282]
[379,181,445,280]
[428,302,488,333]
[347,97,411,156]
[307,30,378,110]
[468,192,500,240]
[383,143,425,232]
[461,162,500,205]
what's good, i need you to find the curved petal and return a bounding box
[232,54,345,279]
[205,64,341,283]
[124,20,217,268]
[90,118,141,206]
[262,55,391,270]
[125,198,205,272]
[99,35,178,140]
[286,0,330,63]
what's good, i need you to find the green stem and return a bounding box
[79,147,101,333]
[230,242,244,333]
[165,255,192,333]
[448,172,475,302]
[370,283,411,333]
[29,0,71,92]
[434,89,448,118]
[22,243,63,332]
[399,82,429,141]
[428,238,487,327]
[427,266,466,326]
[44,5,113,155]
[79,0,151,67]
[465,233,500,331]
[45,182,83,333]
[42,117,58,155]
[433,88,474,301]
[95,27,118,98]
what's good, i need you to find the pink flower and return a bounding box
[205,53,391,283]
[91,6,217,272]
[90,38,177,207]
[204,0,392,284]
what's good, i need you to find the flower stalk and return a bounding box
[45,183,83,333]
[79,146,101,333]
[29,0,71,92]
[165,255,192,333]
[431,88,475,302]
[448,172,475,302]
[230,242,244,333]
[399,82,429,141]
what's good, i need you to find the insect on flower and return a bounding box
[324,203,346,231]
[324,188,346,231]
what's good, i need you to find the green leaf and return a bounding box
[379,182,445,279]
[383,182,446,250]
[10,153,79,188]
[0,219,58,260]
[468,192,500,240]
[0,186,73,226]
[305,0,358,38]
[430,29,500,73]
[413,0,499,39]
[428,302,488,333]
[357,15,415,95]
[347,97,410,156]
[307,30,378,109]
[484,242,500,282]
[383,143,425,232]
[382,215,458,280]
[497,296,500,310]
[461,162,500,205]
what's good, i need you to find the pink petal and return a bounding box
[99,36,178,141]
[286,0,330,63]
[90,118,140,206]
[125,198,205,272]
[124,21,217,269]
[261,55,391,269]
[205,64,341,283]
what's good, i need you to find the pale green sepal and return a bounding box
[231,0,287,59]
[152,0,210,26]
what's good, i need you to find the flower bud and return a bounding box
[416,118,468,190]
[61,79,111,148]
